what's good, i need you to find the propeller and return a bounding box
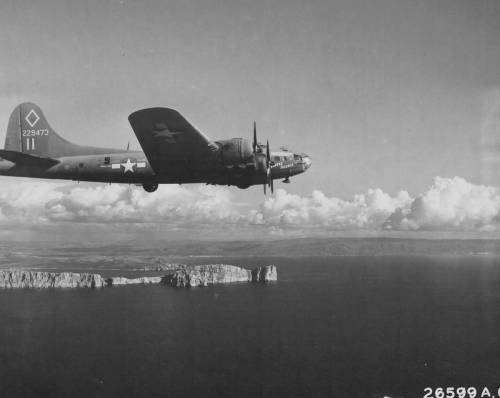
[253,122,274,195]
[253,121,257,153]
[265,140,274,194]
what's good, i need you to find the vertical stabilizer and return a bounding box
[4,102,123,157]
[5,102,57,156]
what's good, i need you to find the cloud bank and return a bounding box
[0,180,242,225]
[0,176,499,233]
[250,177,500,232]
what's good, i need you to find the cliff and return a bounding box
[165,264,277,287]
[0,265,277,289]
[0,270,106,289]
[164,264,251,287]
[108,276,163,286]
[252,265,278,282]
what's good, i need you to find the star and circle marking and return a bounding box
[109,158,147,173]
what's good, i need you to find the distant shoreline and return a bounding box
[1,237,499,258]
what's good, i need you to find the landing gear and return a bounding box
[282,177,290,184]
[142,182,158,193]
[237,183,250,189]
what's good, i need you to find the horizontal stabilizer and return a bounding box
[0,150,60,168]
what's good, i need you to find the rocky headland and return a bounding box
[0,271,107,289]
[0,264,277,289]
[165,264,277,287]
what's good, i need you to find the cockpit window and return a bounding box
[294,154,301,161]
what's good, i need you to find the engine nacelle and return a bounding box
[217,138,253,166]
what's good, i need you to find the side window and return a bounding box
[273,156,281,162]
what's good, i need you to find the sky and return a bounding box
[1,0,500,240]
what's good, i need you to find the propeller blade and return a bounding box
[266,140,270,166]
[265,141,273,194]
[253,121,257,153]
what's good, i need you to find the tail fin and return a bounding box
[5,102,121,157]
[5,102,60,157]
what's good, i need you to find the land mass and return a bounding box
[126,237,500,257]
[0,264,277,289]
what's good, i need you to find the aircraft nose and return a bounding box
[302,155,312,170]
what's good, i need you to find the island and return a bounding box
[0,264,277,289]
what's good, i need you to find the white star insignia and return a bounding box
[121,158,136,173]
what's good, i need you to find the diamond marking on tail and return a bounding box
[25,109,40,127]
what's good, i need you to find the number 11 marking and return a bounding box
[25,138,35,151]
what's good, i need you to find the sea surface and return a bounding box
[1,247,500,397]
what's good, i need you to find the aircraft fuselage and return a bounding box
[1,103,312,192]
[0,149,310,186]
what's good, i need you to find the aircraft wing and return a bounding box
[0,149,60,168]
[128,108,218,174]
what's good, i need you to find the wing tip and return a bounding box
[128,107,181,122]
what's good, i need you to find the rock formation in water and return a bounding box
[165,264,277,287]
[0,270,107,289]
[0,265,277,289]
[164,264,251,287]
[251,265,278,282]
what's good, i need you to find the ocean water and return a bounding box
[1,254,500,398]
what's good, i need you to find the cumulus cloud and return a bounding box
[385,177,500,231]
[0,176,499,232]
[0,179,243,225]
[248,188,412,229]
[250,177,500,232]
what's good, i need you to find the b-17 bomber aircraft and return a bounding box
[0,103,311,193]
